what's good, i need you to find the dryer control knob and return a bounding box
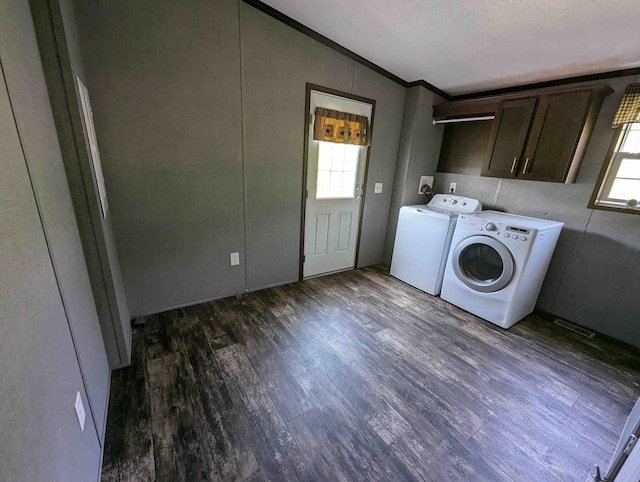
[485,222,497,231]
[450,199,458,205]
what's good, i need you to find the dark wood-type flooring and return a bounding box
[101,266,640,481]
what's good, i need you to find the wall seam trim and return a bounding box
[492,178,503,209]
[550,208,595,312]
[238,0,248,293]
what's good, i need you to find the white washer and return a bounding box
[390,194,482,295]
[441,211,563,328]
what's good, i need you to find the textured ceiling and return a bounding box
[262,0,640,95]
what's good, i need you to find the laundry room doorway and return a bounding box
[301,84,375,279]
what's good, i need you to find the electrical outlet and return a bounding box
[74,391,85,432]
[230,252,240,266]
[418,176,434,195]
[374,183,383,194]
[449,182,457,193]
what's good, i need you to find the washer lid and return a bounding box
[401,205,457,220]
[428,194,482,214]
[451,235,515,293]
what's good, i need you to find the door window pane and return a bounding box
[317,171,330,195]
[329,171,343,196]
[316,142,360,199]
[331,152,345,171]
[318,153,332,171]
[460,244,504,282]
[342,171,356,192]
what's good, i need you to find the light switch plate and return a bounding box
[418,176,434,195]
[374,183,383,194]
[74,391,85,432]
[230,252,240,266]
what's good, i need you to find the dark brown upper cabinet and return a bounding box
[434,85,613,183]
[482,98,537,178]
[519,90,593,182]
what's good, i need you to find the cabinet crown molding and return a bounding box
[433,84,613,121]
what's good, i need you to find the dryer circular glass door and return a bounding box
[451,236,514,293]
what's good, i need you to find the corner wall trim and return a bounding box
[406,80,451,101]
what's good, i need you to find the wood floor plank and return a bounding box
[325,337,510,481]
[328,330,486,441]
[388,430,439,482]
[375,314,614,475]
[213,300,315,421]
[147,352,211,481]
[471,422,563,482]
[100,329,155,482]
[101,265,640,482]
[215,343,310,481]
[285,408,355,482]
[461,320,635,424]
[292,370,420,482]
[172,315,259,481]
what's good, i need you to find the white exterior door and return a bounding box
[303,91,372,278]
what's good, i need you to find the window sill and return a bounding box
[588,201,640,216]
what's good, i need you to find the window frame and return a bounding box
[588,122,640,215]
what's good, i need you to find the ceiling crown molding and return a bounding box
[242,0,453,100]
[243,0,640,103]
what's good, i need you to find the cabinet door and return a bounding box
[521,90,591,182]
[482,98,537,178]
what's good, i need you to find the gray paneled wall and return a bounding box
[75,0,247,316]
[352,63,407,267]
[384,86,445,264]
[3,0,110,444]
[74,0,408,316]
[0,1,102,480]
[239,3,355,291]
[2,0,110,445]
[434,76,640,347]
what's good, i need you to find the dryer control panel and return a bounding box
[458,215,537,248]
[503,225,532,242]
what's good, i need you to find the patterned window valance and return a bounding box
[313,107,370,146]
[612,83,640,128]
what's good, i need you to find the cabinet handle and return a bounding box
[510,157,518,174]
[522,158,531,174]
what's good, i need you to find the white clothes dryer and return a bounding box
[440,211,563,329]
[390,194,482,296]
